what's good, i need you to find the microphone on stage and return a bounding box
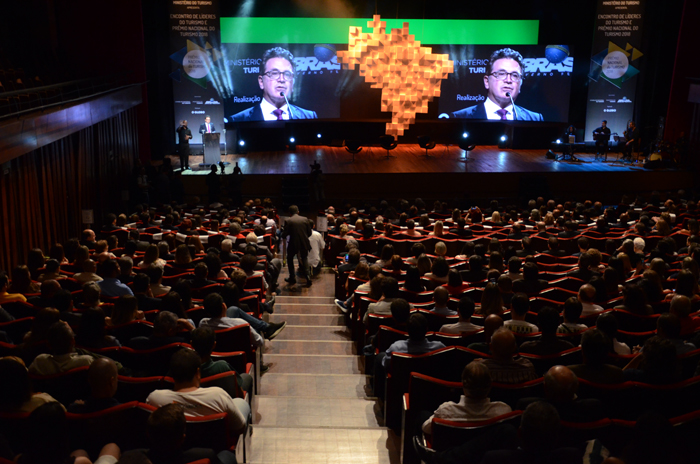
[280,92,294,120]
[506,92,518,121]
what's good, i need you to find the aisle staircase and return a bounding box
[247,270,400,463]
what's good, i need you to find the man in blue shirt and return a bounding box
[98,260,133,297]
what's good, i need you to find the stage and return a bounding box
[169,144,693,206]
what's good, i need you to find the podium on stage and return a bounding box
[202,132,220,166]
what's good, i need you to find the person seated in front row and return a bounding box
[480,328,538,384]
[191,326,253,396]
[128,310,192,349]
[421,361,512,437]
[519,306,575,356]
[557,297,588,334]
[146,349,250,437]
[28,321,95,376]
[0,357,62,413]
[504,293,538,334]
[517,365,605,422]
[430,286,457,316]
[568,328,625,384]
[374,313,446,399]
[363,277,400,323]
[68,358,121,414]
[138,403,232,464]
[439,297,481,334]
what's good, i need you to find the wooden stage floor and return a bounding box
[170,144,691,204]
[173,144,670,175]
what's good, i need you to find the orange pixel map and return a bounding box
[337,15,454,137]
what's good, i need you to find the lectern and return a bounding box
[202,133,220,166]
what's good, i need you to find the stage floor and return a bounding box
[171,144,671,176]
[169,144,690,205]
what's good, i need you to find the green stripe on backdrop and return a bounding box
[220,18,539,45]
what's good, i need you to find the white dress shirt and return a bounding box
[260,99,289,120]
[484,98,514,120]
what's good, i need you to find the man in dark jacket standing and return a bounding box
[283,205,312,288]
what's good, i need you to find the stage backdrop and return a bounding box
[217,18,554,124]
[585,0,645,141]
[168,0,225,145]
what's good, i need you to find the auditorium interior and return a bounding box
[1,0,700,463]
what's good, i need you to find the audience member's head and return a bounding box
[87,357,119,400]
[490,327,517,361]
[462,361,492,400]
[390,298,411,326]
[580,328,611,367]
[543,365,578,403]
[406,313,429,342]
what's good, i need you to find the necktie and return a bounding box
[496,109,508,120]
[272,109,284,120]
[207,124,210,133]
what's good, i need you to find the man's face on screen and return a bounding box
[484,58,522,108]
[259,57,294,107]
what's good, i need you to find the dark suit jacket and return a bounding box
[199,123,216,134]
[452,102,543,121]
[283,214,311,252]
[230,103,317,122]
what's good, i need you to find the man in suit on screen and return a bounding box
[452,48,543,121]
[230,47,318,122]
[199,115,216,134]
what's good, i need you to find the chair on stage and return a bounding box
[379,135,397,159]
[344,139,363,162]
[417,135,436,157]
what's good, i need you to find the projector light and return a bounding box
[462,132,469,138]
[556,139,561,144]
[239,140,245,146]
[317,133,322,138]
[290,137,295,143]
[500,136,507,142]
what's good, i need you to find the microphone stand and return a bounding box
[281,92,294,120]
[506,92,518,121]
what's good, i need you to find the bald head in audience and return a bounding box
[483,314,504,343]
[490,327,518,361]
[88,357,119,399]
[578,283,596,303]
[543,365,578,403]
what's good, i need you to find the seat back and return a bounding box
[215,324,254,362]
[0,316,33,344]
[116,375,167,403]
[107,320,155,342]
[29,365,91,405]
[67,401,148,455]
[489,378,545,409]
[431,411,523,451]
[119,343,189,376]
[201,371,242,399]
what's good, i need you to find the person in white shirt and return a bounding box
[146,348,249,434]
[431,286,457,316]
[579,284,604,317]
[439,297,480,334]
[504,293,538,334]
[596,312,631,355]
[198,293,264,348]
[307,221,326,276]
[422,360,512,436]
[73,259,103,285]
[28,322,94,376]
[557,297,588,334]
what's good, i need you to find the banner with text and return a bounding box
[169,0,223,144]
[585,0,645,141]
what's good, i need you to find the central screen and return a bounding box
[213,18,572,125]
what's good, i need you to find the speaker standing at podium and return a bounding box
[176,120,192,170]
[199,115,216,135]
[199,115,220,166]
